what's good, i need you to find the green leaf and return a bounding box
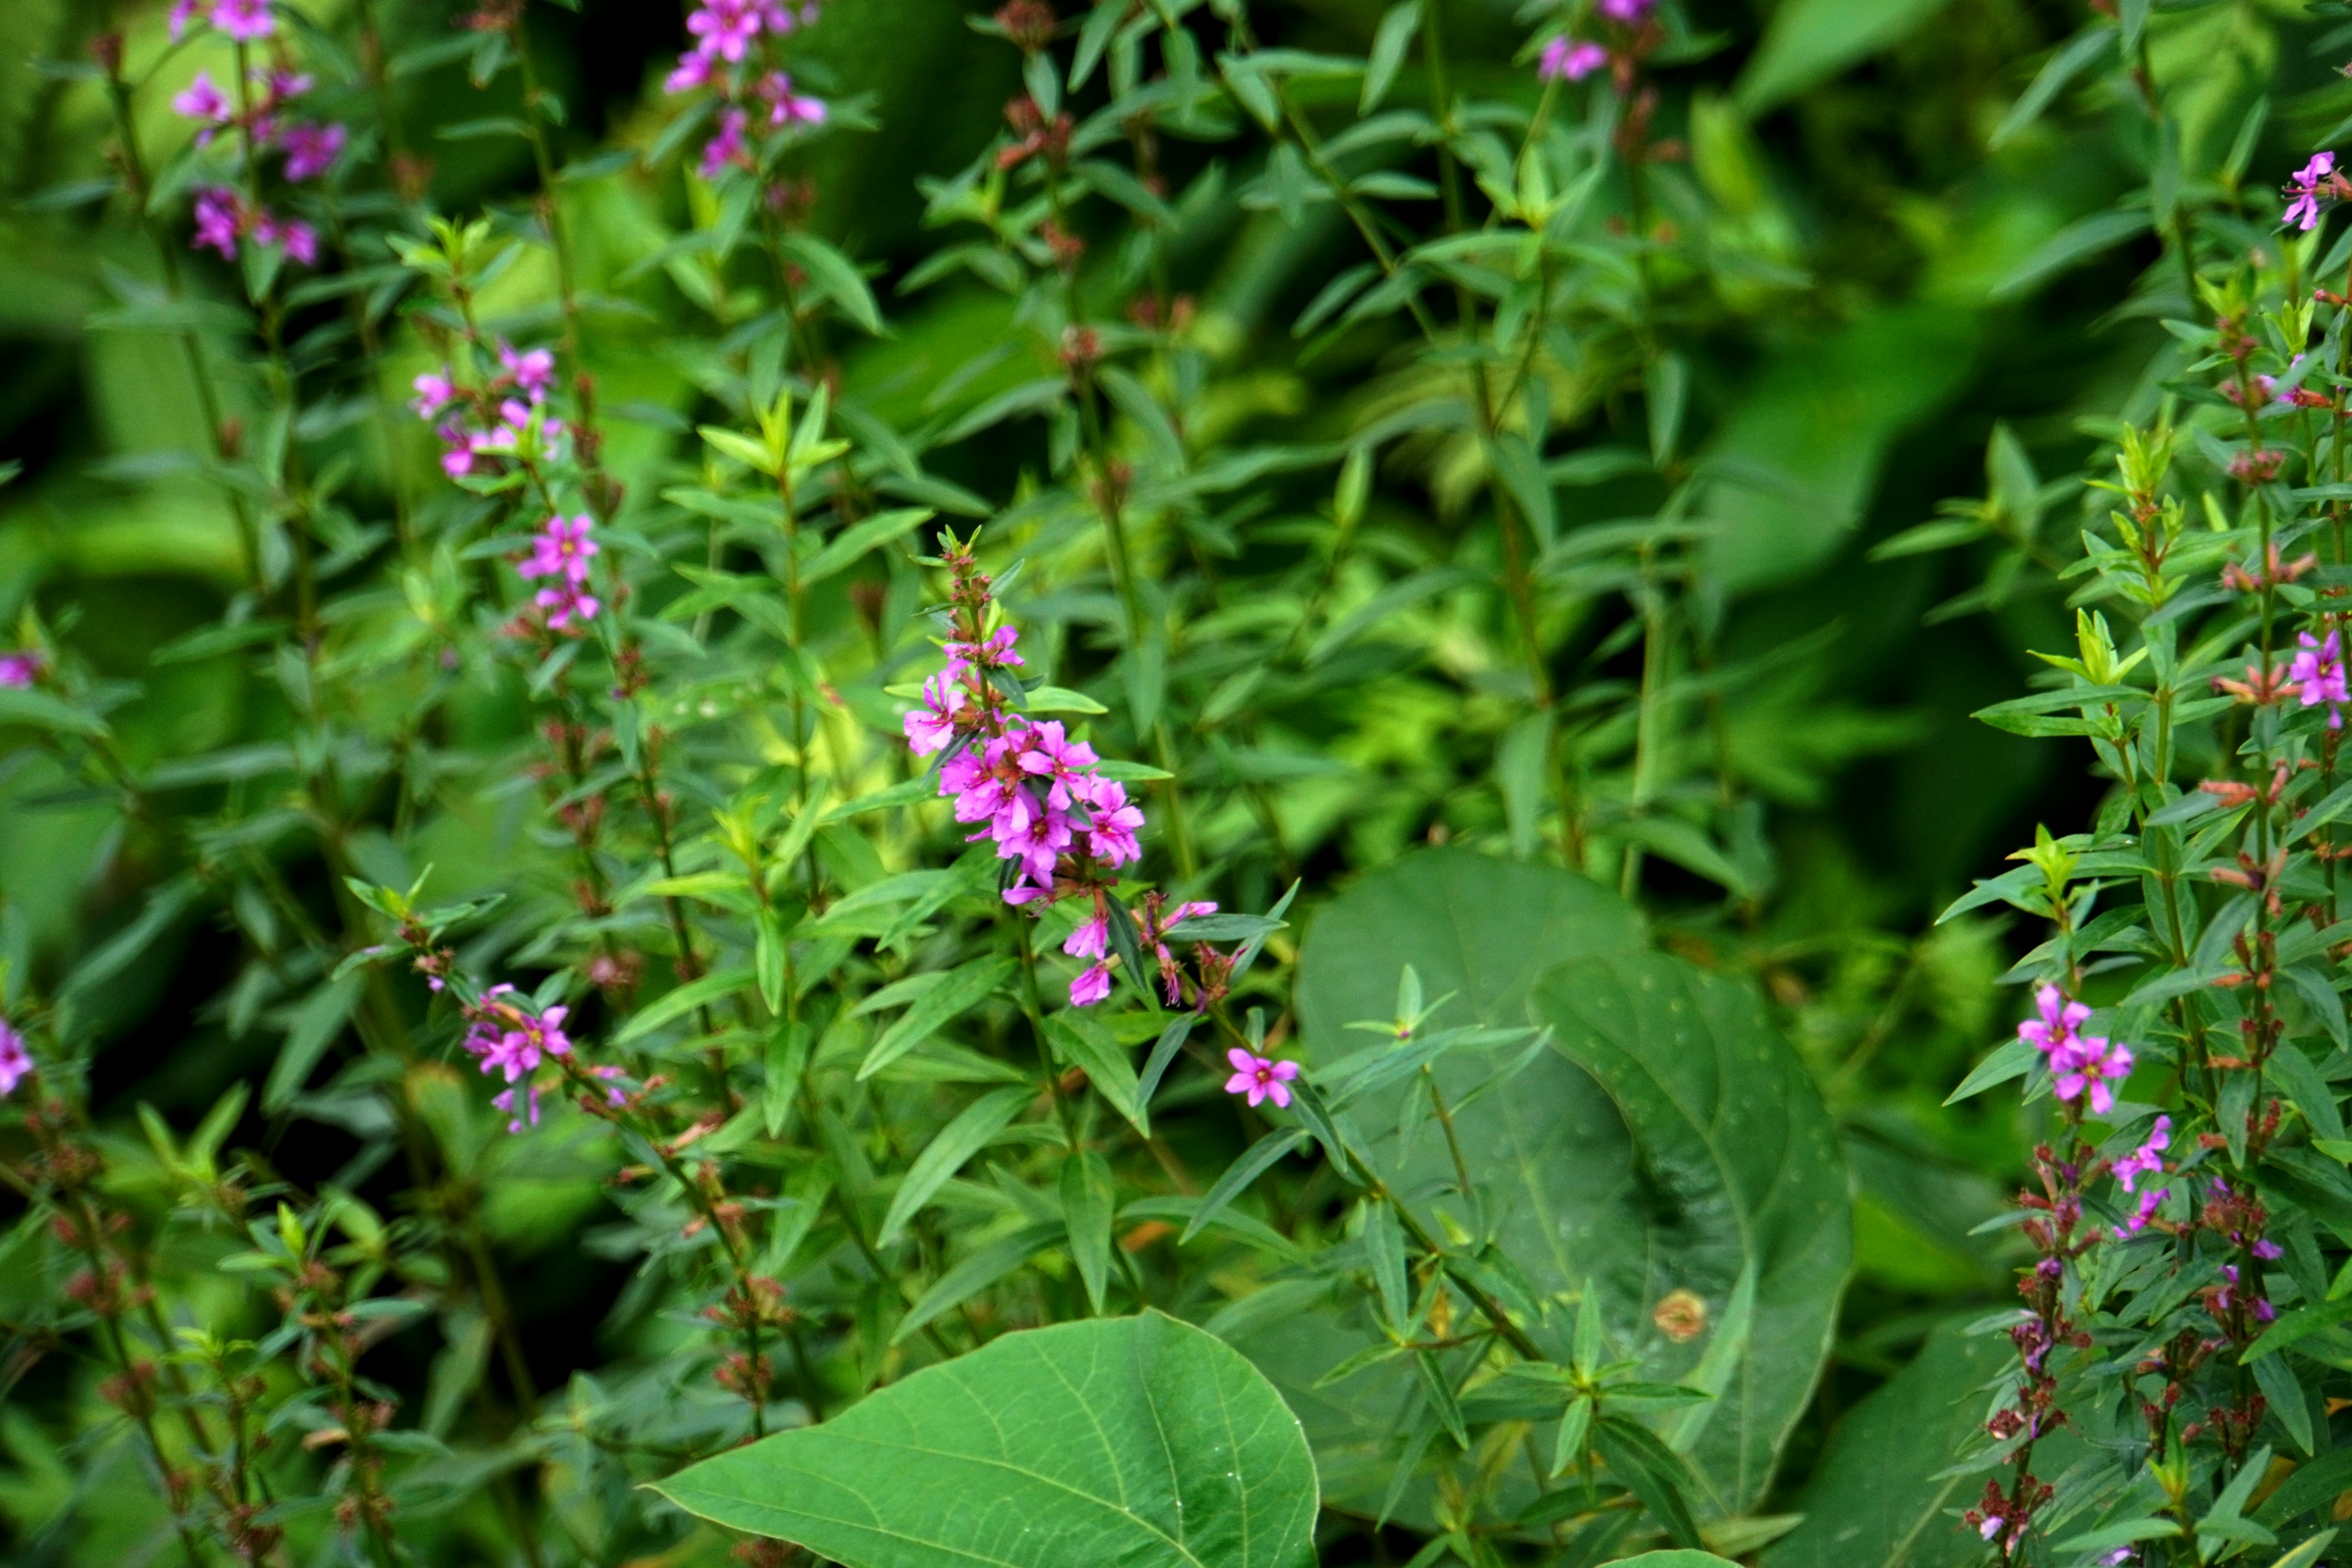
[1061,1150,1115,1313]
[1604,1548,1743,1565]
[699,424,780,475]
[1022,684,1109,715]
[1245,850,1847,1526]
[1361,1,1421,112]
[1991,24,2117,148]
[654,1312,1318,1568]
[616,966,756,1044]
[878,1086,1033,1246]
[1760,1321,2079,1568]
[1046,1010,1149,1134]
[859,957,1016,1079]
[1183,1129,1309,1245]
[1733,0,1956,112]
[801,508,933,587]
[1991,208,2153,300]
[781,233,884,334]
[1138,1014,1196,1110]
[265,973,364,1114]
[894,1221,1068,1343]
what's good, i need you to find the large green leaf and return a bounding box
[1248,851,1847,1524]
[655,1311,1318,1568]
[1734,0,1958,113]
[1762,1322,2075,1568]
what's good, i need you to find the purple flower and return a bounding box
[1076,776,1144,867]
[0,649,44,690]
[170,0,205,38]
[499,342,557,403]
[211,0,274,41]
[1064,914,1109,960]
[759,72,827,127]
[2287,152,2337,233]
[193,186,243,258]
[903,671,967,756]
[470,1001,571,1084]
[2113,1114,2169,1193]
[439,422,477,478]
[280,121,347,181]
[1978,1517,2005,1542]
[173,72,233,140]
[2292,629,2347,726]
[1596,0,1654,21]
[0,1019,29,1098]
[1224,1048,1300,1109]
[2052,1033,2132,1115]
[2018,983,2089,1055]
[518,514,598,585]
[1016,720,1100,808]
[665,51,715,94]
[537,583,601,631]
[253,211,317,265]
[699,107,750,179]
[995,797,1072,887]
[492,1084,540,1133]
[1539,39,1608,82]
[686,0,764,62]
[944,626,1023,673]
[412,370,456,420]
[1071,963,1113,1006]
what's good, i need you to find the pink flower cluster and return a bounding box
[172,66,345,183]
[663,0,829,178]
[516,515,601,632]
[191,186,317,265]
[462,986,573,1133]
[411,343,565,480]
[2017,984,2132,1115]
[171,0,273,41]
[0,649,43,689]
[905,627,1149,928]
[2292,628,2347,728]
[0,1019,29,1098]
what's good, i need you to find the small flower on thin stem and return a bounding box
[699,107,751,179]
[902,671,967,756]
[518,514,598,586]
[2018,984,2089,1056]
[192,187,243,258]
[1596,0,1654,21]
[412,371,456,420]
[537,582,601,633]
[280,122,347,182]
[1224,1049,1300,1109]
[252,211,318,265]
[0,1019,30,1097]
[211,0,274,41]
[2286,151,2339,232]
[2052,1033,2132,1115]
[172,72,233,140]
[2114,1185,2167,1241]
[1540,38,1608,82]
[2291,629,2348,727]
[498,342,556,402]
[758,72,827,127]
[2113,1115,2169,1193]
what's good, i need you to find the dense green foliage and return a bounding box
[10,0,2352,1566]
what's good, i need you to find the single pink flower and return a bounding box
[0,650,44,690]
[192,186,243,258]
[1596,0,1653,21]
[499,342,557,402]
[1539,39,1607,82]
[537,584,601,632]
[0,1020,29,1098]
[518,514,598,584]
[2017,984,2089,1055]
[280,121,347,181]
[699,106,750,178]
[211,0,274,41]
[903,671,968,756]
[2052,1033,2132,1116]
[412,370,456,420]
[2287,151,2337,233]
[2113,1115,2170,1194]
[1070,963,1113,1006]
[1063,914,1109,960]
[2293,629,2348,726]
[173,72,233,140]
[1223,1048,1300,1109]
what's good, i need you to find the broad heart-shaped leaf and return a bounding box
[654,1311,1317,1568]
[1246,850,1847,1527]
[1762,1322,2079,1568]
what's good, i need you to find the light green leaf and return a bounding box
[878,1086,1032,1246]
[859,956,1015,1079]
[1734,0,1956,113]
[655,1312,1318,1568]
[265,972,364,1113]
